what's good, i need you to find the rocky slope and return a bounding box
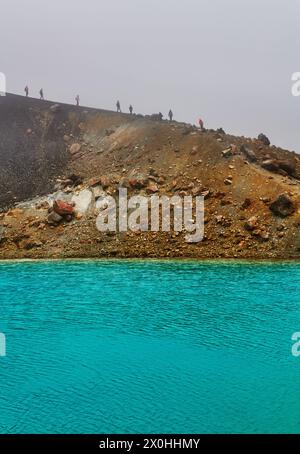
[1,93,300,260]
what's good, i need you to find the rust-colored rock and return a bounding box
[53,200,74,217]
[100,175,110,189]
[129,177,148,189]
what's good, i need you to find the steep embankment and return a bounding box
[1,93,300,259]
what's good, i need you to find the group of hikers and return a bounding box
[116,100,177,122]
[23,86,205,129]
[24,86,45,101]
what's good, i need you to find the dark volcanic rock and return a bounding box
[0,94,71,208]
[262,159,296,177]
[269,194,295,217]
[47,211,63,225]
[262,159,279,172]
[277,159,296,176]
[258,133,271,146]
[241,198,252,210]
[241,145,257,162]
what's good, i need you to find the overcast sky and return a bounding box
[1,0,299,151]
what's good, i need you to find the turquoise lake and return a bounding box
[0,260,299,434]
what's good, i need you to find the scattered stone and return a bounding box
[244,216,259,231]
[71,189,93,215]
[93,186,106,199]
[215,215,224,224]
[157,176,165,185]
[88,176,102,187]
[222,147,232,158]
[129,177,148,189]
[148,175,158,182]
[224,178,232,185]
[201,189,211,199]
[191,186,202,196]
[70,143,81,155]
[221,199,232,206]
[269,194,295,217]
[241,198,252,210]
[277,159,296,176]
[24,240,43,250]
[49,104,61,113]
[0,226,5,242]
[149,168,159,177]
[258,133,271,146]
[47,211,63,225]
[53,200,74,216]
[68,174,83,187]
[261,159,279,172]
[146,183,159,194]
[240,145,257,162]
[231,144,238,154]
[99,175,110,189]
[262,159,296,177]
[253,230,270,242]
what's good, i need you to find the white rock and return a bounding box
[71,189,93,215]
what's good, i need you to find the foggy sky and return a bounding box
[1,0,299,151]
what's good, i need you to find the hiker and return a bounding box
[75,94,80,106]
[168,109,173,121]
[116,100,121,113]
[129,104,133,115]
[39,88,44,100]
[24,86,29,97]
[199,118,204,131]
[158,112,163,121]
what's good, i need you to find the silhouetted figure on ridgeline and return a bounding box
[116,100,121,113]
[39,88,44,100]
[198,118,204,131]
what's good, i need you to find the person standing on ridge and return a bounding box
[168,109,173,121]
[24,86,29,97]
[198,118,204,131]
[116,100,121,113]
[129,104,133,115]
[75,94,80,106]
[39,88,44,100]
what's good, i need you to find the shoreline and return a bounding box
[0,256,300,264]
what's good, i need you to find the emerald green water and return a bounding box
[0,260,299,434]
